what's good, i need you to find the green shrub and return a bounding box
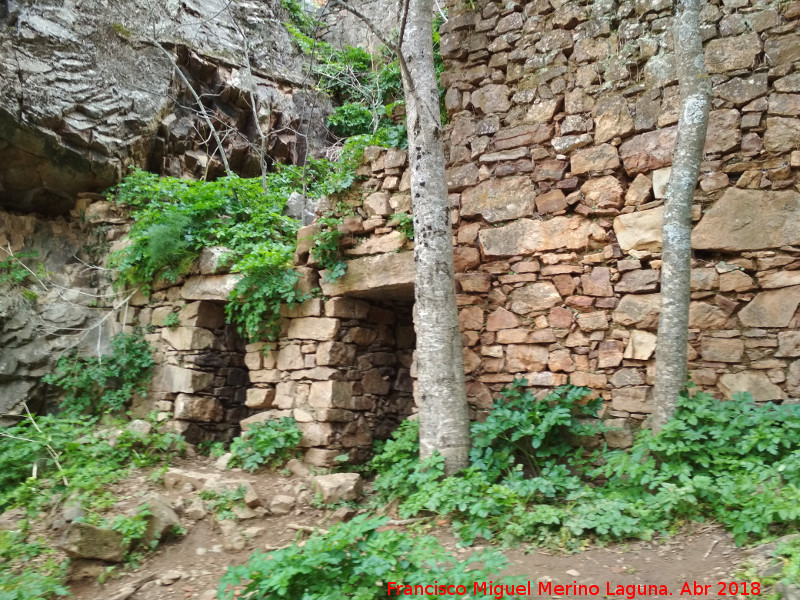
[42,330,154,416]
[218,515,509,600]
[327,103,376,137]
[371,382,800,548]
[228,418,302,472]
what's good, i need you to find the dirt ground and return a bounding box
[63,455,748,600]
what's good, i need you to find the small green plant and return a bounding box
[327,102,377,137]
[311,214,346,282]
[199,487,248,521]
[389,212,414,241]
[111,506,152,552]
[228,418,302,472]
[218,515,509,600]
[0,250,36,286]
[198,440,227,458]
[42,330,154,416]
[162,312,180,329]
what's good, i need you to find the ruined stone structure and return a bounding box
[234,0,800,463]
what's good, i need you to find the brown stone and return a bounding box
[705,110,741,154]
[777,332,800,358]
[738,286,800,328]
[316,341,356,367]
[718,270,755,293]
[764,117,800,153]
[486,307,520,331]
[700,337,744,363]
[548,349,575,373]
[598,341,624,368]
[553,273,576,296]
[363,192,391,217]
[759,271,800,289]
[705,34,760,73]
[324,297,370,319]
[308,381,354,409]
[715,73,768,105]
[345,231,405,256]
[458,273,492,293]
[549,306,573,328]
[493,124,554,150]
[287,318,340,341]
[612,294,660,329]
[581,267,613,297]
[581,176,623,211]
[320,252,414,299]
[454,247,481,272]
[535,189,568,214]
[181,275,242,301]
[509,282,562,313]
[693,189,800,251]
[612,387,653,413]
[570,144,620,175]
[506,345,549,372]
[459,306,484,330]
[471,84,511,115]
[613,206,664,252]
[161,327,215,351]
[174,394,223,422]
[689,302,729,329]
[276,344,304,370]
[151,365,213,394]
[461,176,535,222]
[245,388,275,410]
[764,33,800,66]
[718,372,786,402]
[768,94,800,117]
[619,127,677,175]
[623,330,657,360]
[479,217,604,257]
[578,311,609,331]
[445,163,479,192]
[616,270,660,293]
[593,95,634,144]
[625,174,652,206]
[463,348,481,373]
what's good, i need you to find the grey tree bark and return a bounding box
[651,0,711,432]
[400,0,470,473]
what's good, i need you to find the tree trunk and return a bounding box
[651,0,711,432]
[400,0,470,473]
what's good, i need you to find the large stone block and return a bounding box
[570,144,620,175]
[705,34,760,73]
[700,338,744,363]
[738,287,800,328]
[309,381,354,409]
[693,189,800,251]
[320,253,414,300]
[286,317,341,341]
[619,127,677,175]
[461,176,535,223]
[479,217,604,257]
[764,117,800,153]
[179,301,226,329]
[612,294,660,329]
[718,372,786,402]
[509,282,562,313]
[180,275,241,301]
[174,393,224,422]
[161,326,215,351]
[151,365,213,394]
[505,345,548,372]
[611,387,653,413]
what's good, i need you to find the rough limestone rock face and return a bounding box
[0,0,324,214]
[692,189,800,251]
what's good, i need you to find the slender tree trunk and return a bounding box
[651,0,711,432]
[401,0,470,473]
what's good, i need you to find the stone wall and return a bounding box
[242,0,800,461]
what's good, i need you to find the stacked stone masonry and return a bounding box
[254,0,800,462]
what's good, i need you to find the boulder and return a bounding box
[312,473,363,503]
[58,523,127,562]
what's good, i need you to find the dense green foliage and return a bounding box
[218,514,508,600]
[371,381,800,549]
[228,418,303,472]
[42,331,154,416]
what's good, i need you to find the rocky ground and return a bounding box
[9,451,767,600]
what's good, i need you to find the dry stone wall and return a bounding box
[246,0,800,462]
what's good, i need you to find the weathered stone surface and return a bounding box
[718,372,786,402]
[593,95,634,144]
[479,217,604,257]
[346,231,404,256]
[715,73,768,105]
[179,301,226,329]
[506,345,549,372]
[764,33,800,66]
[161,327,215,351]
[581,176,623,211]
[613,294,660,329]
[486,307,520,331]
[151,365,213,394]
[619,127,677,175]
[320,253,414,300]
[181,275,242,301]
[738,287,800,328]
[308,381,354,409]
[705,34,760,73]
[316,341,356,366]
[139,493,181,546]
[768,94,800,117]
[461,177,534,222]
[604,418,634,449]
[445,163,479,192]
[509,282,562,313]
[493,124,553,150]
[764,118,800,153]
[705,110,741,154]
[58,523,126,562]
[689,302,729,329]
[700,337,744,363]
[582,267,613,297]
[611,387,653,413]
[692,189,800,251]
[777,332,800,358]
[616,270,660,293]
[471,84,511,114]
[623,330,657,360]
[535,189,568,214]
[324,297,370,319]
[570,144,620,175]
[246,388,275,409]
[789,362,800,397]
[613,206,664,252]
[174,393,224,422]
[313,473,363,503]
